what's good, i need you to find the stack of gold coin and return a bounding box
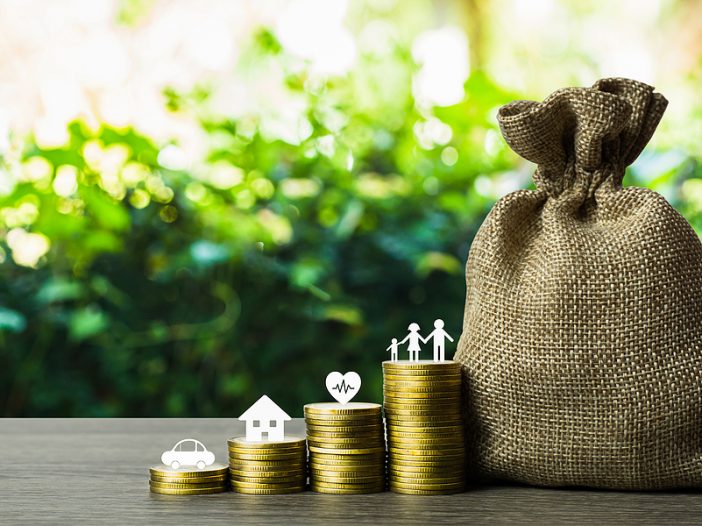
[305,402,386,494]
[383,360,466,495]
[149,464,229,495]
[227,437,307,494]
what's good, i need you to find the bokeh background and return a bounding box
[2,0,702,417]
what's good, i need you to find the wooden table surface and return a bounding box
[2,418,700,525]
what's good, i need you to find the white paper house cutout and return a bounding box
[238,395,291,442]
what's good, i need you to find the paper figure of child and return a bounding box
[386,338,399,362]
[423,319,454,361]
[399,323,423,362]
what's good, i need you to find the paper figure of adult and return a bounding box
[399,323,423,362]
[423,319,454,361]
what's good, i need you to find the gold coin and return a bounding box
[389,458,463,466]
[388,460,464,470]
[305,420,383,427]
[305,433,383,443]
[305,428,383,438]
[310,446,385,455]
[387,429,461,438]
[386,441,464,451]
[229,451,307,462]
[231,480,307,490]
[383,390,460,399]
[150,474,227,484]
[389,456,462,465]
[229,472,307,478]
[388,445,464,455]
[304,402,382,416]
[229,460,306,471]
[384,416,462,425]
[227,436,306,449]
[383,372,463,385]
[384,406,461,414]
[384,413,462,422]
[385,424,461,433]
[310,472,385,480]
[388,466,463,476]
[309,451,385,461]
[149,464,229,479]
[387,433,462,442]
[383,407,461,416]
[389,476,463,486]
[309,457,384,467]
[383,360,461,370]
[383,396,460,404]
[386,436,464,446]
[306,432,382,441]
[228,457,306,466]
[383,380,461,389]
[309,445,385,455]
[389,480,465,491]
[383,378,461,386]
[383,389,461,405]
[149,480,227,490]
[228,454,306,462]
[310,485,385,495]
[389,486,464,495]
[150,485,228,495]
[388,454,464,463]
[309,466,382,475]
[312,473,385,484]
[389,473,464,484]
[305,423,383,433]
[309,447,385,462]
[232,485,306,495]
[228,444,306,454]
[383,390,461,399]
[307,438,383,448]
[383,397,460,405]
[233,474,306,484]
[310,480,386,490]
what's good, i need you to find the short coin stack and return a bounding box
[149,464,229,495]
[305,402,386,494]
[227,437,307,494]
[383,360,466,495]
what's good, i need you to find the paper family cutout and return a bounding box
[161,439,216,470]
[326,371,361,404]
[239,394,291,442]
[387,319,454,362]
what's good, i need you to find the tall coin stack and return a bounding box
[149,464,229,495]
[227,437,307,494]
[383,360,466,495]
[305,402,386,494]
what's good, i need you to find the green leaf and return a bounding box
[81,187,130,231]
[36,278,85,304]
[69,306,109,342]
[190,240,230,266]
[0,306,27,333]
[416,252,462,277]
[318,304,363,326]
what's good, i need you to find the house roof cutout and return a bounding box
[238,395,291,422]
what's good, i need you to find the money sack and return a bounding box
[455,78,702,489]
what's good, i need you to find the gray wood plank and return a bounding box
[0,419,700,525]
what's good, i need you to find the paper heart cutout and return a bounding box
[325,371,361,404]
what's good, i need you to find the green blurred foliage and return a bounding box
[1,18,701,417]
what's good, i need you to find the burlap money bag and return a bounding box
[455,78,702,489]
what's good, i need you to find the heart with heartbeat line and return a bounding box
[325,371,361,404]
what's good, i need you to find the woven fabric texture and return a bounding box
[455,78,702,489]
